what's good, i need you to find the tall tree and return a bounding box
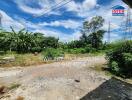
[80,16,105,49]
[88,30,105,49]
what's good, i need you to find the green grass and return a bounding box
[0,50,105,67]
[9,83,21,90]
[91,63,113,77]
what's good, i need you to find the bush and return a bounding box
[106,40,132,77]
[110,61,120,74]
[66,48,86,54]
[31,47,42,53]
[85,45,92,53]
[0,51,5,55]
[122,53,132,73]
[42,48,64,59]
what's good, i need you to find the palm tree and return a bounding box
[17,29,36,53]
[1,27,19,52]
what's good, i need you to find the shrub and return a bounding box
[89,48,97,53]
[0,51,5,55]
[106,40,132,77]
[85,45,92,53]
[42,48,64,59]
[110,61,120,74]
[31,47,42,53]
[66,48,86,54]
[9,83,21,90]
[122,53,132,73]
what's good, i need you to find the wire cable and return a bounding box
[33,0,69,17]
[17,0,73,29]
[34,0,73,17]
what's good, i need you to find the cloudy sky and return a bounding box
[0,0,130,42]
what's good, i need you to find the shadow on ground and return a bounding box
[80,77,132,100]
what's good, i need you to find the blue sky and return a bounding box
[0,0,130,42]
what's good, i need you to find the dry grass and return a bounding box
[65,53,105,59]
[16,96,24,100]
[0,53,105,67]
[0,53,46,67]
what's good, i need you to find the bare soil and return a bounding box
[0,56,131,100]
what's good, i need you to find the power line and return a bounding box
[0,0,73,30]
[34,0,70,17]
[17,0,73,29]
[128,8,132,40]
[34,0,73,18]
[124,7,131,40]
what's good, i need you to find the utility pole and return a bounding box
[128,7,131,40]
[129,8,132,40]
[108,21,111,43]
[124,8,128,40]
[125,7,131,40]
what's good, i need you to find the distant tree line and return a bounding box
[0,16,106,54]
[0,27,59,53]
[0,16,131,77]
[64,16,106,53]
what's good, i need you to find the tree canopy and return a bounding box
[80,16,105,49]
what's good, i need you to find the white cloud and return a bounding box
[1,0,130,42]
[0,10,24,31]
[65,0,97,17]
[82,0,97,10]
[6,15,81,42]
[39,19,81,29]
[81,0,130,42]
[14,0,97,17]
[14,0,62,16]
[34,29,81,42]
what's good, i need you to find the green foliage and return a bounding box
[104,40,126,50]
[122,53,132,72]
[80,16,105,49]
[42,37,59,48]
[65,48,86,54]
[110,61,120,74]
[84,45,92,53]
[87,30,105,49]
[0,28,59,53]
[9,83,21,90]
[67,40,85,48]
[0,16,106,55]
[82,16,104,33]
[0,51,5,55]
[42,48,64,59]
[106,40,132,77]
[31,47,42,53]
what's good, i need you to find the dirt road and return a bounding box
[0,56,131,100]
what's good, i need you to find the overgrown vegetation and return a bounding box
[0,16,105,55]
[42,48,64,60]
[9,83,21,90]
[0,27,59,53]
[0,16,131,78]
[65,16,105,53]
[106,40,132,78]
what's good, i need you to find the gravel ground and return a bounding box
[0,56,131,100]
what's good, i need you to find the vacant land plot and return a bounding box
[0,56,132,100]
